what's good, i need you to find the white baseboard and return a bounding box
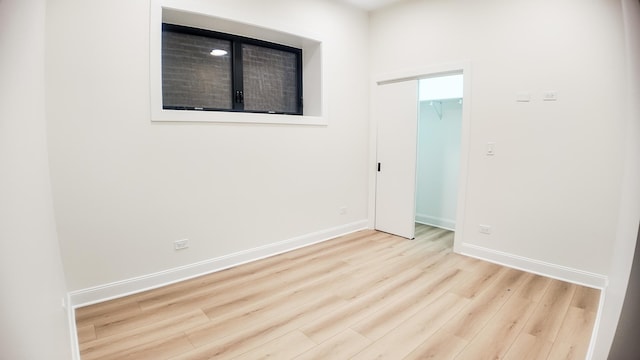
[459,242,608,289]
[68,220,368,308]
[67,293,81,360]
[415,213,456,231]
[585,290,607,360]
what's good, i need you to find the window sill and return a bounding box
[151,108,327,126]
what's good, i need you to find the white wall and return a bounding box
[415,100,462,230]
[46,0,370,292]
[0,0,71,359]
[370,0,627,278]
[592,0,640,358]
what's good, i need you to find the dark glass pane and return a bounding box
[242,44,298,113]
[162,31,232,109]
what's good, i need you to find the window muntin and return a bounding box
[161,23,303,115]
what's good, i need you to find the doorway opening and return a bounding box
[415,74,463,233]
[372,63,470,252]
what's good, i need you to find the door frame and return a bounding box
[368,62,472,253]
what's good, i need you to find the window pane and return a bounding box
[242,44,299,114]
[162,31,232,109]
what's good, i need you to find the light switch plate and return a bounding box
[486,142,496,156]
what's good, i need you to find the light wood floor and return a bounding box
[75,224,600,360]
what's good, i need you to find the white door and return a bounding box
[374,80,419,239]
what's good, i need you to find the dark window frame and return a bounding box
[162,23,303,115]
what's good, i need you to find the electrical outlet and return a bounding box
[479,225,491,235]
[174,239,189,250]
[516,92,531,102]
[543,91,558,101]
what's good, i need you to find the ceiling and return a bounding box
[341,0,406,11]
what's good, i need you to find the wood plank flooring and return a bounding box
[75,224,600,359]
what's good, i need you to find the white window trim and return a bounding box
[149,0,327,125]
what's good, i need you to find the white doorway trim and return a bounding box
[368,61,472,252]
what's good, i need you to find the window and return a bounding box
[162,23,303,115]
[150,3,325,124]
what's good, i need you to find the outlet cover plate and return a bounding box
[174,239,189,250]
